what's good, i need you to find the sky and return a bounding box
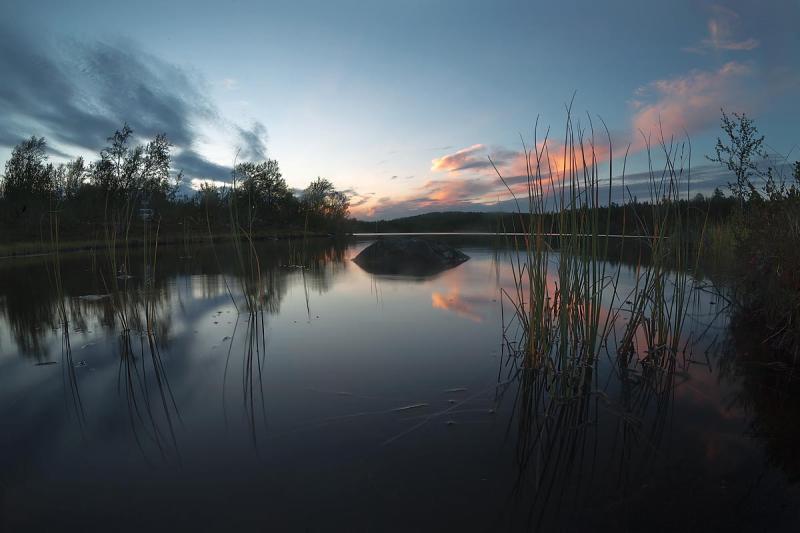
[1,0,798,219]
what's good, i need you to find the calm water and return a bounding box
[0,238,798,531]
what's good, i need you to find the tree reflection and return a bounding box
[0,238,349,359]
[721,312,800,483]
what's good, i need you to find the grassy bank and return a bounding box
[0,229,339,259]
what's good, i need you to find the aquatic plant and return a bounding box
[492,103,621,380]
[495,104,707,376]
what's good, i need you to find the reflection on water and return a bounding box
[0,237,798,531]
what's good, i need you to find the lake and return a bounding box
[1,237,798,531]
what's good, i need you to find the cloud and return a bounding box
[235,121,268,161]
[189,177,230,190]
[431,144,518,173]
[684,6,759,53]
[355,63,759,221]
[431,144,486,172]
[0,23,263,187]
[349,174,507,219]
[350,133,623,219]
[631,61,754,143]
[173,150,232,180]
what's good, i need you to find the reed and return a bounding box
[612,132,707,372]
[492,103,621,386]
[496,105,708,378]
[45,200,87,432]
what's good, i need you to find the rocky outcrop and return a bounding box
[353,237,469,276]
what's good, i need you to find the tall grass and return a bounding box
[495,107,707,374]
[492,109,711,525]
[493,105,620,385]
[612,133,706,371]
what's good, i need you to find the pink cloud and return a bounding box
[352,58,764,220]
[348,175,499,218]
[430,144,487,173]
[631,61,754,144]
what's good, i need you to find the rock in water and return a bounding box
[353,237,469,276]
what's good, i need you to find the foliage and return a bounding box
[234,159,293,219]
[301,177,350,230]
[707,109,768,203]
[2,136,55,202]
[0,126,352,243]
[707,110,800,357]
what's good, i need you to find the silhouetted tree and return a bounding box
[707,110,768,205]
[57,157,87,200]
[234,159,290,219]
[301,177,350,229]
[2,136,55,201]
[0,127,352,241]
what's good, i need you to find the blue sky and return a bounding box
[1,0,798,218]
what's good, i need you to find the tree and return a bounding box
[301,177,350,228]
[707,109,768,205]
[2,136,55,201]
[141,133,172,195]
[89,125,174,203]
[51,157,87,201]
[234,159,288,216]
[104,123,134,192]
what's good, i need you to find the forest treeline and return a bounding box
[0,124,351,245]
[351,191,737,235]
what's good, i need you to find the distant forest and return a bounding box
[0,124,351,245]
[351,191,737,235]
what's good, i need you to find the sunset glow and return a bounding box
[1,0,797,220]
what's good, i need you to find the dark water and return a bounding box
[0,238,798,532]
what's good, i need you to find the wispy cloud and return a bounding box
[430,144,487,172]
[351,134,621,219]
[430,144,519,173]
[631,61,754,142]
[0,24,266,191]
[235,121,269,161]
[684,5,759,53]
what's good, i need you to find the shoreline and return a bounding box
[0,230,342,260]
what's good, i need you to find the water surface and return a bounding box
[0,238,798,531]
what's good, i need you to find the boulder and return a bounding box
[353,237,469,276]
